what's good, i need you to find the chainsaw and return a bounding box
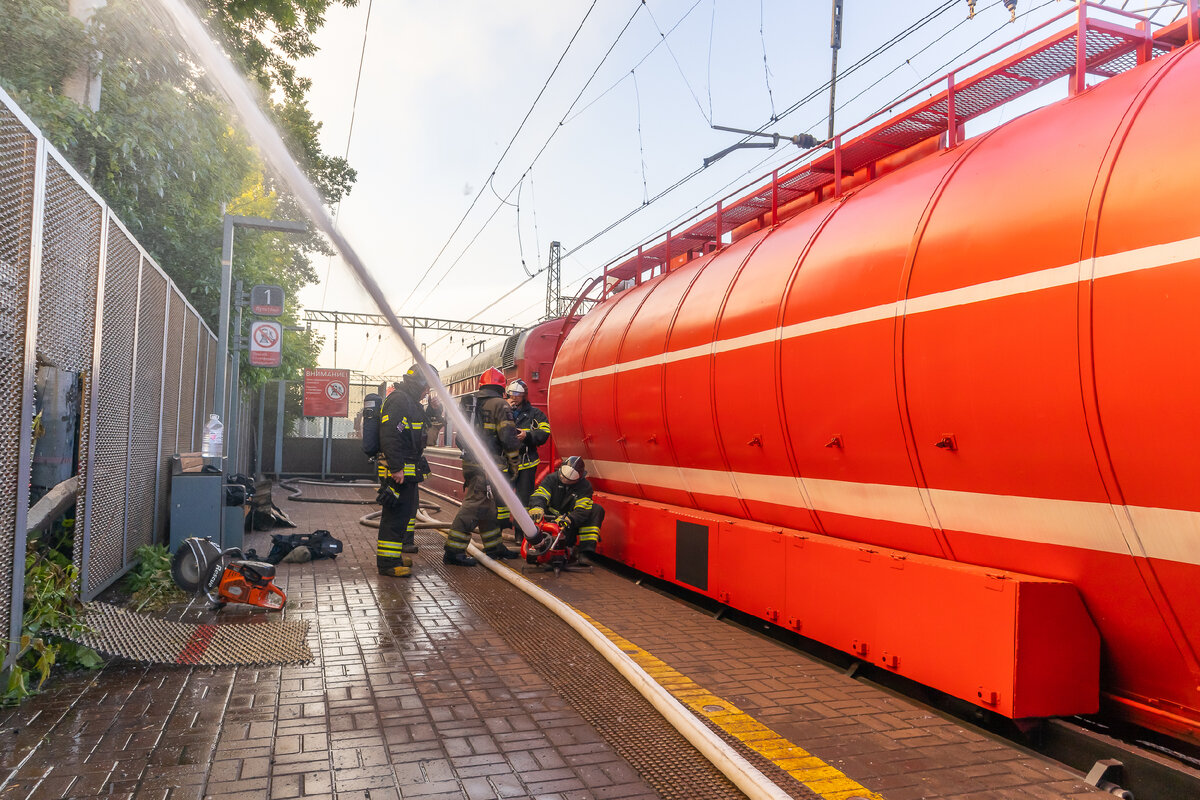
[171,537,287,611]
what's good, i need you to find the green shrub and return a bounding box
[124,544,186,612]
[3,550,103,704]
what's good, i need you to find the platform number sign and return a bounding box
[250,284,285,316]
[249,321,283,367]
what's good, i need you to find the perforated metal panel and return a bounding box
[0,106,37,647]
[85,220,139,596]
[195,330,213,445]
[156,290,185,538]
[38,158,101,371]
[126,265,167,555]
[177,312,198,453]
[38,156,103,579]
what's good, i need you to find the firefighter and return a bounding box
[505,379,551,510]
[528,456,604,561]
[425,391,446,447]
[376,365,434,576]
[445,367,521,566]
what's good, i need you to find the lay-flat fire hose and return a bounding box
[465,543,793,800]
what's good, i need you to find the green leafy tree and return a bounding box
[0,0,355,376]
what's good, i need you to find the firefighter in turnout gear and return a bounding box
[445,367,521,566]
[376,366,434,576]
[528,456,603,560]
[505,379,551,515]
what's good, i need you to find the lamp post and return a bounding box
[216,214,307,472]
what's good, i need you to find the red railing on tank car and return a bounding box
[572,0,1197,313]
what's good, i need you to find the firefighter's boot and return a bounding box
[443,549,477,567]
[484,544,518,560]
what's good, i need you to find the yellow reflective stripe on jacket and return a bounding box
[483,422,497,430]
[574,497,593,510]
[411,421,423,429]
[516,460,540,471]
[533,486,551,500]
[381,414,389,422]
[402,463,417,475]
[537,421,551,432]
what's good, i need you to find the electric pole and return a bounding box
[545,240,563,319]
[828,0,844,141]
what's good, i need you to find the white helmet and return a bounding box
[559,456,586,484]
[506,379,527,396]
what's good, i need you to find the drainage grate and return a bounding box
[51,603,312,666]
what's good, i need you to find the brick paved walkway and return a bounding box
[0,487,1105,799]
[0,495,672,800]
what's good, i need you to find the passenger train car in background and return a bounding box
[422,317,568,502]
[547,7,1200,748]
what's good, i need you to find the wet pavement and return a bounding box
[0,486,1105,799]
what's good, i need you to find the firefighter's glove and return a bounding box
[376,480,402,509]
[418,456,431,480]
[555,515,571,529]
[528,507,544,523]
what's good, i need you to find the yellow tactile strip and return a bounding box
[578,610,885,800]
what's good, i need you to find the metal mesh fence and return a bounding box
[0,105,37,647]
[126,265,167,558]
[157,290,185,538]
[0,88,220,614]
[39,155,102,577]
[37,158,101,372]
[86,221,139,596]
[178,312,198,453]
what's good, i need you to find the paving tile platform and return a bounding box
[0,486,1105,800]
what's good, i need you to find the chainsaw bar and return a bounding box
[50,603,312,666]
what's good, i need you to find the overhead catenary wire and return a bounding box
[562,0,708,126]
[559,0,968,263]
[415,0,992,337]
[321,0,374,309]
[408,2,647,310]
[394,0,604,314]
[706,0,718,122]
[759,0,777,121]
[643,0,713,124]
[633,69,649,205]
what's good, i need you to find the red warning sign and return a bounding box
[248,321,282,367]
[303,368,351,417]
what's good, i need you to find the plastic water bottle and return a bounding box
[201,414,224,458]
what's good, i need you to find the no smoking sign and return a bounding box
[249,320,282,367]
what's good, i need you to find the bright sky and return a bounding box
[295,0,1185,378]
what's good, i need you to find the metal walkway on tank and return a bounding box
[0,489,1114,800]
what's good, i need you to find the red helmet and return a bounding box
[479,367,506,388]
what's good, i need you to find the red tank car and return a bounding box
[424,316,569,502]
[549,9,1200,743]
